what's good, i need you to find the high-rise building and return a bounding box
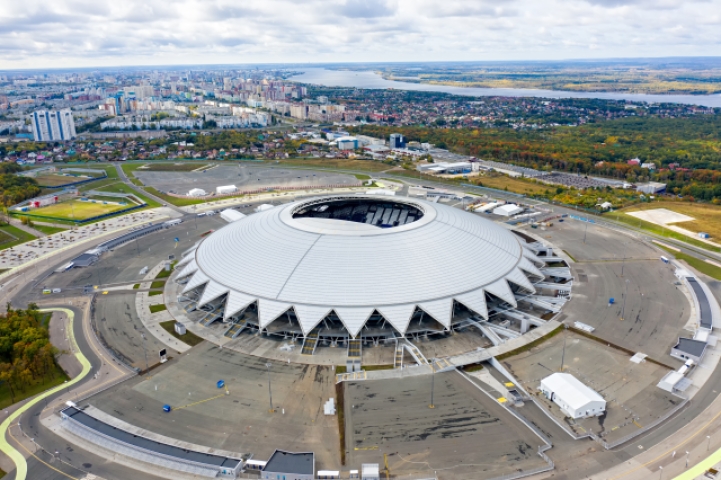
[390,133,405,149]
[31,109,77,142]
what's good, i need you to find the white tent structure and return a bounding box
[176,195,546,338]
[540,373,606,419]
[187,188,207,197]
[220,209,246,223]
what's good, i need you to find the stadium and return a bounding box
[174,195,569,347]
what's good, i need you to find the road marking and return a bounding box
[0,308,91,480]
[7,425,79,480]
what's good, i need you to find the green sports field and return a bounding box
[30,199,131,220]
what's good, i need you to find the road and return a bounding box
[4,304,164,480]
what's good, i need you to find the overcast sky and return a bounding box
[1,0,719,69]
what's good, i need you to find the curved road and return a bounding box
[2,305,163,480]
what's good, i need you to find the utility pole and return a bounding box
[266,362,274,412]
[583,222,588,244]
[560,331,567,372]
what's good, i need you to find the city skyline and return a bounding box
[1,0,720,69]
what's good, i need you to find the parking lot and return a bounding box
[88,342,341,470]
[501,330,683,444]
[537,219,689,363]
[134,165,360,195]
[345,372,548,480]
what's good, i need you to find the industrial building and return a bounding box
[539,373,606,419]
[416,162,476,175]
[174,194,548,342]
[261,450,315,480]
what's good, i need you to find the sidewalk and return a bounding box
[135,261,191,354]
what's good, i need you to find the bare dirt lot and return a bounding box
[345,371,548,480]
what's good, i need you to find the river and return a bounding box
[288,68,721,108]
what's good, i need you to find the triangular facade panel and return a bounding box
[506,268,537,294]
[418,298,453,328]
[484,279,518,307]
[377,304,417,335]
[182,271,209,293]
[258,299,292,328]
[293,304,332,335]
[176,259,198,279]
[223,291,257,319]
[455,289,489,319]
[335,307,374,338]
[197,281,229,308]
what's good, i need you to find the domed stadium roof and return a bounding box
[175,195,545,337]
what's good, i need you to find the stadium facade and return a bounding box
[175,195,549,341]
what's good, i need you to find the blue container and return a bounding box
[163,405,172,413]
[609,298,615,304]
[217,380,225,389]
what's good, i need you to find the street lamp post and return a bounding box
[266,362,274,412]
[429,364,436,409]
[621,241,627,277]
[708,435,712,451]
[140,333,149,373]
[685,450,689,468]
[620,279,630,321]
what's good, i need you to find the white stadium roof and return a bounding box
[176,195,544,337]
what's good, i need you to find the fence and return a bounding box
[170,182,364,200]
[13,202,147,225]
[42,173,107,189]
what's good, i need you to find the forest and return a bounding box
[354,115,721,201]
[0,163,41,208]
[0,305,66,406]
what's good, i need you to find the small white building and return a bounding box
[255,204,274,213]
[493,204,524,217]
[539,373,606,419]
[220,209,246,223]
[188,188,207,197]
[216,184,237,195]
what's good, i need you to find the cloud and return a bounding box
[337,0,397,18]
[0,0,717,68]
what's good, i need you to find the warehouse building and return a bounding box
[540,373,606,419]
[261,450,314,480]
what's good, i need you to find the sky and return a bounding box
[1,0,720,69]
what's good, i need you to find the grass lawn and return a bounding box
[0,224,37,250]
[149,304,167,314]
[354,174,371,180]
[144,187,206,206]
[0,364,69,410]
[31,224,68,235]
[334,364,393,374]
[159,320,204,346]
[36,174,89,187]
[656,244,721,280]
[472,173,551,196]
[133,283,140,289]
[28,199,129,220]
[606,209,721,253]
[95,182,161,208]
[617,201,721,241]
